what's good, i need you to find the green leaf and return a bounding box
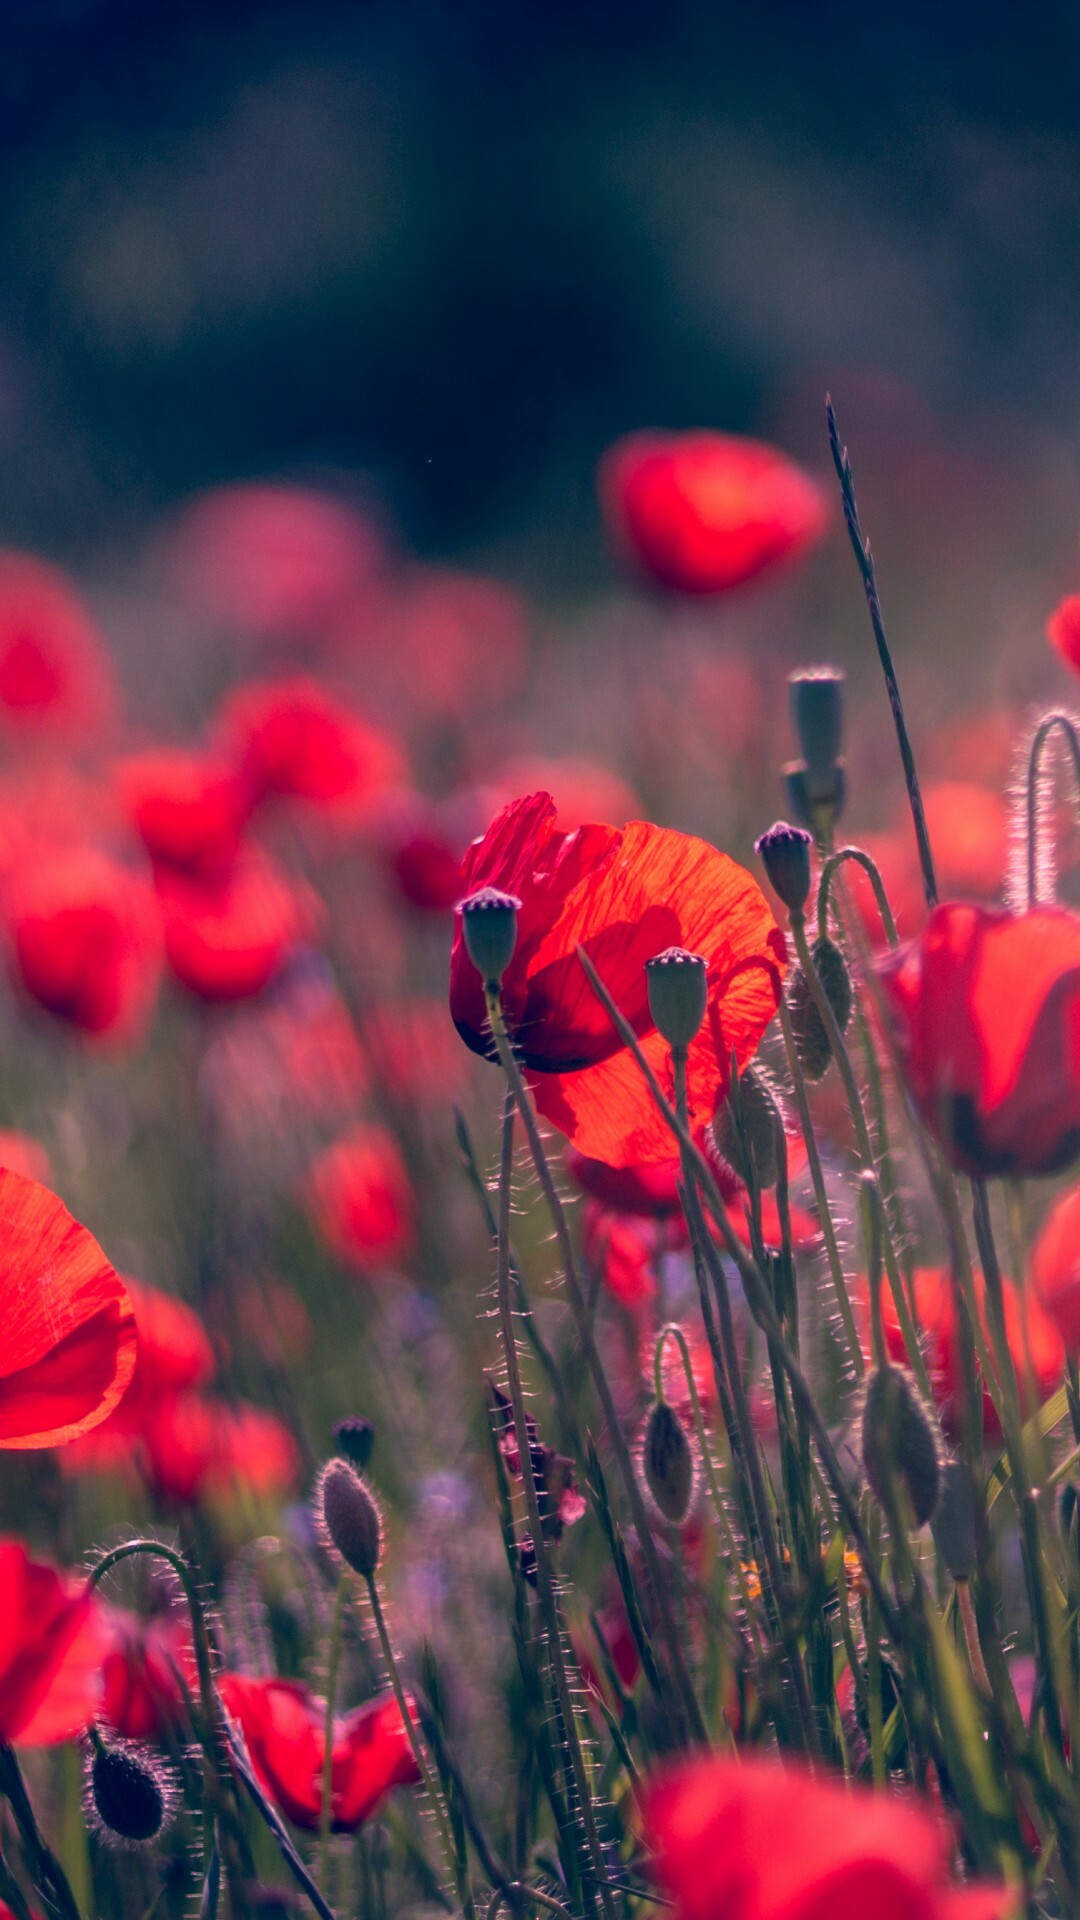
[986,1386,1070,1513]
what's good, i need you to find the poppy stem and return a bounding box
[788,909,931,1399]
[776,993,864,1378]
[483,984,709,1751]
[816,846,900,949]
[489,1087,610,1920]
[0,1746,82,1920]
[826,395,938,910]
[318,1570,349,1894]
[84,1539,253,1911]
[362,1574,473,1917]
[1021,710,1080,908]
[577,945,903,1645]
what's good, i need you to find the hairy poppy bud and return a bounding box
[89,1740,170,1845]
[317,1458,382,1578]
[645,947,708,1049]
[755,822,812,915]
[460,887,521,985]
[861,1364,941,1529]
[789,667,845,791]
[714,1064,781,1190]
[642,1399,695,1524]
[333,1415,375,1469]
[930,1460,977,1578]
[788,936,853,1080]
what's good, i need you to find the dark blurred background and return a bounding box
[3,0,1080,599]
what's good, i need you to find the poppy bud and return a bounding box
[861,1364,941,1529]
[642,1399,695,1524]
[930,1460,977,1578]
[714,1064,781,1190]
[459,887,521,986]
[89,1740,170,1845]
[317,1458,382,1578]
[789,667,845,790]
[333,1415,375,1469]
[783,759,846,831]
[787,936,853,1080]
[645,946,708,1049]
[754,822,812,914]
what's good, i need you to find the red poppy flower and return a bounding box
[1047,594,1080,676]
[156,851,316,1001]
[0,552,116,740]
[879,902,1080,1176]
[217,675,402,816]
[582,1201,661,1310]
[0,1169,136,1449]
[491,759,639,833]
[360,998,464,1106]
[139,1391,300,1506]
[117,748,253,878]
[643,1752,1011,1920]
[0,1539,106,1744]
[218,1675,420,1831]
[304,1123,414,1276]
[450,792,785,1167]
[116,1281,215,1421]
[871,1266,1063,1442]
[100,1606,195,1741]
[7,846,163,1044]
[1031,1184,1080,1350]
[600,432,827,596]
[168,484,383,643]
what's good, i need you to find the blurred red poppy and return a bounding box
[100,1606,195,1741]
[1047,594,1080,676]
[450,792,785,1167]
[0,1539,106,1744]
[643,1752,1010,1920]
[115,1280,215,1421]
[0,1169,136,1449]
[304,1123,414,1276]
[139,1391,301,1506]
[880,902,1080,1176]
[1032,1185,1080,1350]
[871,1266,1063,1442]
[600,432,827,596]
[217,675,402,817]
[156,851,316,1001]
[0,552,116,740]
[0,1129,51,1184]
[218,1674,420,1831]
[167,484,383,643]
[360,997,464,1106]
[851,785,1007,949]
[343,568,528,722]
[582,1201,661,1310]
[117,748,253,878]
[8,846,162,1044]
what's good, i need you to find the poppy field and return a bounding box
[6,386,1080,1920]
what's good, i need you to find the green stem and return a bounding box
[817,846,899,948]
[490,1089,610,1920]
[777,993,863,1377]
[826,395,937,909]
[789,909,930,1398]
[318,1571,349,1893]
[365,1575,472,1917]
[483,984,707,1748]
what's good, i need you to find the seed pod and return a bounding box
[931,1460,978,1578]
[789,667,845,789]
[755,822,813,915]
[642,1400,695,1524]
[783,759,846,831]
[460,887,521,985]
[333,1416,375,1470]
[861,1363,941,1529]
[645,947,708,1049]
[317,1458,382,1577]
[89,1741,169,1845]
[714,1064,781,1190]
[788,936,853,1081]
